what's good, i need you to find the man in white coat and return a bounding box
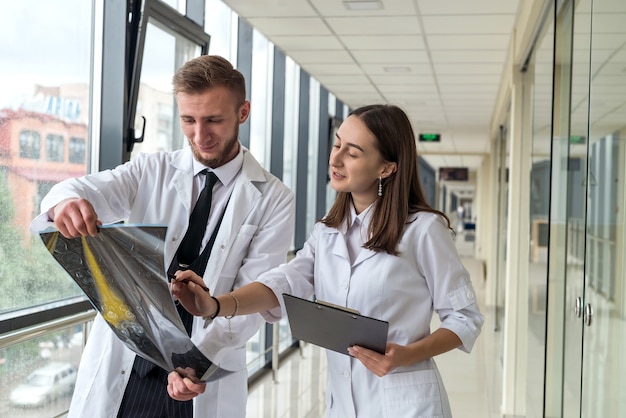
[30,55,295,418]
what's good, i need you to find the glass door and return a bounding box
[545,0,596,414]
[544,0,587,415]
[580,0,626,415]
[562,0,593,415]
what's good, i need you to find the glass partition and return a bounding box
[561,0,593,416]
[580,0,626,415]
[527,7,554,417]
[544,1,578,415]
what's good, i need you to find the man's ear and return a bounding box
[239,101,251,123]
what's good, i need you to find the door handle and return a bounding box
[583,303,593,326]
[575,296,582,318]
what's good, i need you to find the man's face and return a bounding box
[177,85,250,168]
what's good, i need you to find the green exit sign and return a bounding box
[419,133,441,142]
[570,135,586,144]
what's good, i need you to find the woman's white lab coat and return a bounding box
[259,211,484,418]
[30,147,295,418]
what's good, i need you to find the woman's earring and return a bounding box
[378,176,383,197]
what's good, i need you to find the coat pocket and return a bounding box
[381,369,446,418]
[218,224,259,278]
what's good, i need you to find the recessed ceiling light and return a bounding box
[343,1,384,11]
[384,66,411,73]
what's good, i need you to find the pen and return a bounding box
[168,273,210,292]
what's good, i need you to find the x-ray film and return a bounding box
[39,224,231,383]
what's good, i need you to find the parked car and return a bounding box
[9,362,77,407]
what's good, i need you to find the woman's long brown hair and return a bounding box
[322,104,451,255]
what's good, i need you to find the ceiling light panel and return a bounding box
[342,1,384,11]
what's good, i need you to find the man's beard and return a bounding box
[190,125,239,168]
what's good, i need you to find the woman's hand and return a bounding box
[167,371,206,401]
[347,343,412,377]
[348,329,462,377]
[169,270,216,317]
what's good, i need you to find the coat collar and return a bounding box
[318,208,378,267]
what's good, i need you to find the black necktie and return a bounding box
[177,170,219,267]
[133,170,218,378]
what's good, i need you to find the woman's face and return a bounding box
[329,115,393,211]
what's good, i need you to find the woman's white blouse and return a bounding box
[258,211,484,418]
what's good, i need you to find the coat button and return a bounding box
[467,291,475,300]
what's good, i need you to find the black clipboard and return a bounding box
[283,293,389,355]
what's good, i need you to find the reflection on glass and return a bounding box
[526,6,554,418]
[562,1,592,416]
[0,324,85,416]
[0,0,91,313]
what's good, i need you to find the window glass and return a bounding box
[0,0,92,313]
[326,95,338,213]
[130,20,202,156]
[306,79,321,235]
[283,57,300,200]
[249,29,273,169]
[0,323,85,416]
[205,0,237,61]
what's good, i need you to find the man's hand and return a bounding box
[167,371,206,401]
[51,198,101,238]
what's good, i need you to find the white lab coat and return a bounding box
[30,147,295,418]
[258,211,484,418]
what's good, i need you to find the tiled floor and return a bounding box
[247,234,502,417]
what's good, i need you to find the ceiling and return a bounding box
[220,0,521,174]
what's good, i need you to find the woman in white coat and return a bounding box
[170,104,484,418]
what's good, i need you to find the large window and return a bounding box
[0,1,93,415]
[0,0,92,314]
